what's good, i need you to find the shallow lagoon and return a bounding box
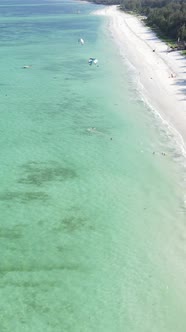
[0,1,186,331]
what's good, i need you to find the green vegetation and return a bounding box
[90,0,186,44]
[120,0,186,42]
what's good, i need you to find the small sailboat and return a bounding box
[78,38,85,45]
[88,58,98,65]
[22,65,32,69]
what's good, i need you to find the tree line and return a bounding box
[89,0,186,42]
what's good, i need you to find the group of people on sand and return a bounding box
[153,151,166,156]
[151,48,176,79]
[169,72,176,78]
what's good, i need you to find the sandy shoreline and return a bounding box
[94,6,186,153]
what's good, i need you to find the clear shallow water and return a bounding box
[0,1,186,331]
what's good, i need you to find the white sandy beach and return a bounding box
[95,6,186,152]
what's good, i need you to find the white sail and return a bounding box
[78,38,85,45]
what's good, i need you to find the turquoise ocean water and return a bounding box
[0,0,186,331]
